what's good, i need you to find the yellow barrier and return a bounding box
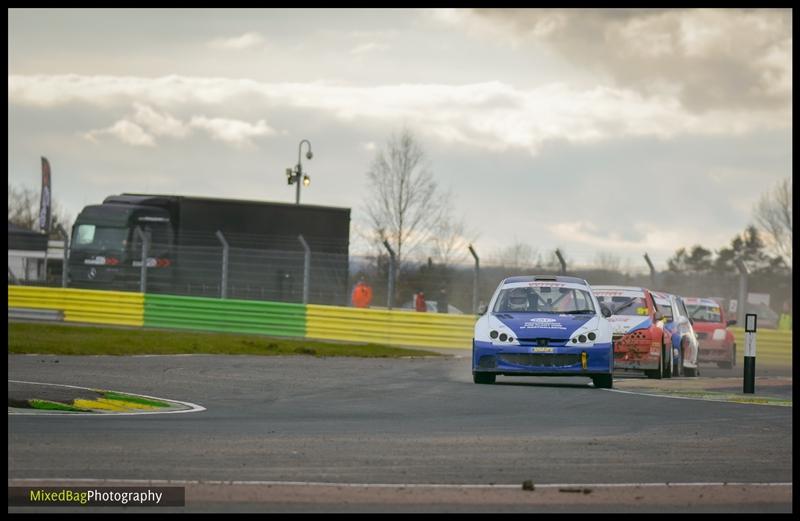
[306,304,475,349]
[729,327,792,365]
[8,286,144,327]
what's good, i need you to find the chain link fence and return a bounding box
[9,238,791,325]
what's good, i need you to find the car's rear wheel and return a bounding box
[674,341,685,377]
[645,344,666,379]
[592,374,613,389]
[473,372,496,384]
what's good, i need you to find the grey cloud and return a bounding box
[469,8,791,114]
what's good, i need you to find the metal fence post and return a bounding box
[468,244,480,314]
[555,249,567,274]
[735,259,749,328]
[644,252,657,288]
[215,230,229,299]
[382,240,396,310]
[298,234,311,304]
[134,226,149,293]
[57,224,69,288]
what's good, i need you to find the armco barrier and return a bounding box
[144,294,305,338]
[306,304,475,349]
[8,286,143,327]
[9,286,475,349]
[729,327,792,365]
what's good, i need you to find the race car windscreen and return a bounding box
[493,285,596,314]
[595,294,650,316]
[687,304,722,323]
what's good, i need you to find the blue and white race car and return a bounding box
[472,275,614,388]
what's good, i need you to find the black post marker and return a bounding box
[743,314,757,394]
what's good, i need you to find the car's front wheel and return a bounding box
[592,374,613,389]
[473,372,496,384]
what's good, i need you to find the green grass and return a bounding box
[100,391,170,408]
[28,399,89,412]
[8,322,442,358]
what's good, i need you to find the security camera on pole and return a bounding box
[286,139,313,204]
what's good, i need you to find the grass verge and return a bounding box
[28,399,89,412]
[99,391,170,408]
[8,322,442,358]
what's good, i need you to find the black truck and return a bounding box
[68,194,351,304]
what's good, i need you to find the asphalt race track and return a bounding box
[8,353,793,512]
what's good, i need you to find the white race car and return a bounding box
[472,275,614,388]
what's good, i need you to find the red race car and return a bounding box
[683,297,737,368]
[593,286,672,379]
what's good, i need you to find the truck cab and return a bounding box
[69,201,174,289]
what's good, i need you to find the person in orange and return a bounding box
[415,290,427,312]
[351,276,373,308]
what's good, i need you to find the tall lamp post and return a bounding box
[286,139,313,204]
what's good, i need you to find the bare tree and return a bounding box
[594,250,622,272]
[492,241,538,270]
[429,197,476,267]
[8,182,71,236]
[365,128,443,267]
[754,177,792,266]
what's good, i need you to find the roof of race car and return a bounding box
[502,275,589,285]
[591,285,648,293]
[684,297,721,306]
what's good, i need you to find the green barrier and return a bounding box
[144,294,305,338]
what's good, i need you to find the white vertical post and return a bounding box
[743,313,757,394]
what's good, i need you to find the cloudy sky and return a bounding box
[8,8,792,271]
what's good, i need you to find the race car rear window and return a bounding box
[687,304,722,323]
[596,295,648,316]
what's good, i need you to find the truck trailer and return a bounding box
[68,194,350,304]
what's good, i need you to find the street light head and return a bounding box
[306,150,313,160]
[303,175,310,187]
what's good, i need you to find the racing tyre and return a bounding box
[473,372,496,385]
[674,343,684,377]
[665,344,673,379]
[645,345,666,379]
[683,366,698,377]
[592,374,613,389]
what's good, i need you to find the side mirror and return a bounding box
[478,304,487,315]
[726,319,737,327]
[600,304,612,318]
